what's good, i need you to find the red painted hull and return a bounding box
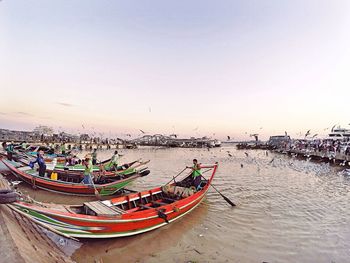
[0,158,140,196]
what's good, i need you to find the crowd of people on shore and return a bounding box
[282,139,350,156]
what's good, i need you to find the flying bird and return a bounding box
[250,134,258,141]
[139,129,146,134]
[244,152,249,157]
[312,134,318,138]
[304,130,311,137]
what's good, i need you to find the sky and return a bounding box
[1,0,350,140]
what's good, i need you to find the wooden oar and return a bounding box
[90,176,101,199]
[164,167,189,185]
[200,174,236,207]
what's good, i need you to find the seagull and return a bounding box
[227,136,231,141]
[312,134,318,138]
[285,131,288,136]
[139,129,146,134]
[244,152,249,157]
[304,130,311,137]
[228,153,233,157]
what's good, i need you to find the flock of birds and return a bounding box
[197,145,346,180]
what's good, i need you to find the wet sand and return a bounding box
[2,146,350,262]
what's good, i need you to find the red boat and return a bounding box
[0,158,149,196]
[8,163,218,239]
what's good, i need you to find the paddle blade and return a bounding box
[221,193,236,207]
[95,189,101,199]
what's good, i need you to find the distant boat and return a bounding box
[214,140,221,147]
[328,126,350,140]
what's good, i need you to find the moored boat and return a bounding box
[0,158,149,196]
[7,163,218,239]
[53,159,149,173]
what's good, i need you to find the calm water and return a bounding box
[3,146,350,262]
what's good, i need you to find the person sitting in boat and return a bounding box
[187,159,202,190]
[105,150,120,171]
[29,150,47,177]
[82,154,94,185]
[92,149,98,165]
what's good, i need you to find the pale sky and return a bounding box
[1,1,350,140]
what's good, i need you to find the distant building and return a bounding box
[33,125,54,136]
[0,129,39,142]
[268,135,291,148]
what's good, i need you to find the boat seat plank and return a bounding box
[84,201,124,216]
[152,201,168,206]
[138,204,153,210]
[109,205,126,214]
[162,197,177,203]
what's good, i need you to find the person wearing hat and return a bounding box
[82,154,94,184]
[30,150,47,177]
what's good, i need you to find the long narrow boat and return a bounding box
[8,163,218,239]
[0,158,149,196]
[52,159,150,174]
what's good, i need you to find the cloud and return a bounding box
[57,102,74,107]
[14,111,34,116]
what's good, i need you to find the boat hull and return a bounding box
[0,159,142,196]
[11,191,206,238]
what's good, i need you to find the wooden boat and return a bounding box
[8,163,218,239]
[45,160,151,179]
[0,158,150,196]
[53,159,149,173]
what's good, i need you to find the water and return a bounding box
[3,146,350,262]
